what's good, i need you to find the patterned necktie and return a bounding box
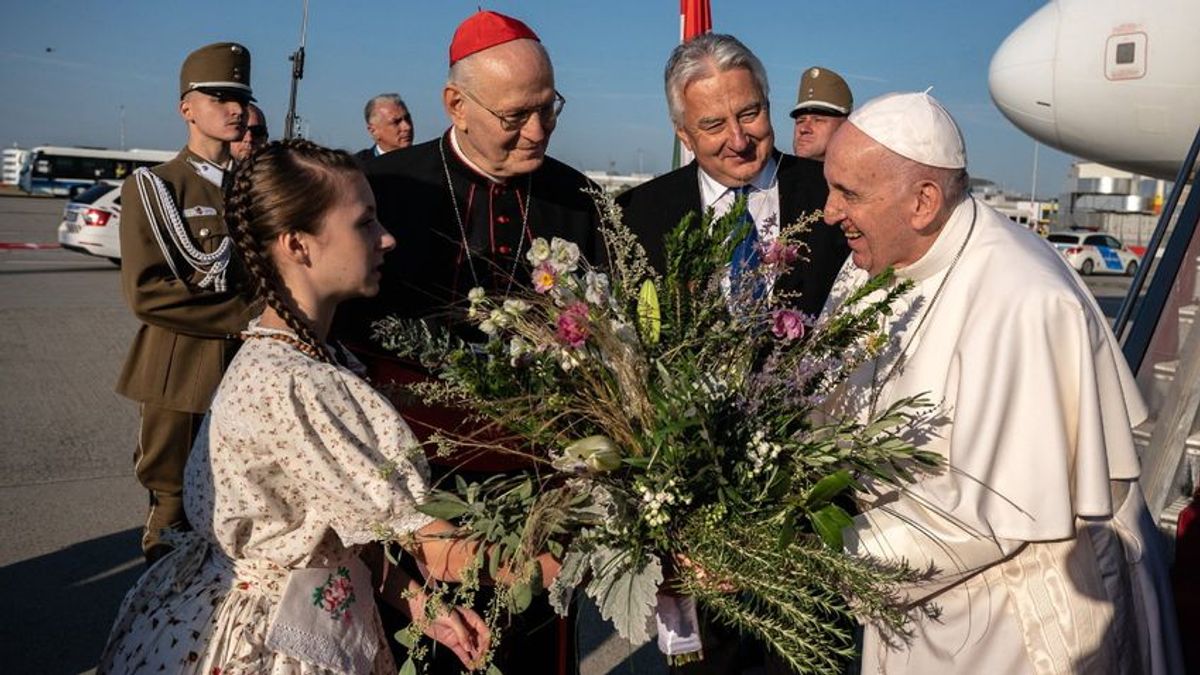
[729,185,761,295]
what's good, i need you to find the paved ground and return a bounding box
[0,195,145,673]
[0,193,1134,674]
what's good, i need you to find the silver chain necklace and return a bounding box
[438,135,532,292]
[869,199,977,416]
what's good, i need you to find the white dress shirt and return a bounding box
[696,154,781,241]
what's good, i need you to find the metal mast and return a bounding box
[283,0,310,140]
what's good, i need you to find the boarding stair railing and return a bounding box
[1114,123,1200,538]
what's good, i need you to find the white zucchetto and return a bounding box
[848,91,967,169]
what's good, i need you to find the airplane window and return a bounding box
[1105,33,1146,80]
[1116,42,1136,64]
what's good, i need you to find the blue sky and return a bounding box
[0,0,1070,198]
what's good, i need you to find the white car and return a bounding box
[57,182,121,264]
[1046,231,1140,276]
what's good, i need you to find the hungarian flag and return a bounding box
[680,0,712,41]
[673,0,712,169]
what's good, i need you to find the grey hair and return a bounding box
[944,168,970,204]
[363,94,407,123]
[893,157,970,209]
[664,33,769,126]
[447,38,552,91]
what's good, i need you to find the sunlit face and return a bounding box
[367,101,413,153]
[231,105,267,162]
[674,66,774,188]
[792,112,846,161]
[447,39,557,178]
[823,124,925,276]
[180,90,246,143]
[307,172,396,301]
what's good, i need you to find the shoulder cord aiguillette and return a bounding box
[133,167,232,292]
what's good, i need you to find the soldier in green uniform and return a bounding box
[115,42,255,563]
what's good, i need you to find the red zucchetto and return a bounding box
[449,10,540,66]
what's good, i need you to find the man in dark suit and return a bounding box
[618,34,846,321]
[617,33,849,674]
[354,93,414,163]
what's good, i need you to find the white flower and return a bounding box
[584,271,610,305]
[526,238,551,266]
[479,319,498,336]
[509,336,531,367]
[503,298,530,316]
[558,348,580,372]
[467,287,487,305]
[549,237,581,273]
[488,308,510,328]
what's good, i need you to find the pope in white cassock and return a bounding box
[818,92,1184,674]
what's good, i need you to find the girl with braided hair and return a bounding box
[100,140,556,674]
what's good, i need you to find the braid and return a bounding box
[225,139,362,364]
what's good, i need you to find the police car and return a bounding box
[57,182,122,265]
[1046,231,1140,276]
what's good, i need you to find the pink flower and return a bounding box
[533,262,558,294]
[762,240,799,267]
[556,302,591,348]
[771,309,806,342]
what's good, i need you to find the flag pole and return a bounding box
[673,0,712,169]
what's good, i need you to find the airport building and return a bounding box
[970,177,1057,233]
[583,170,654,195]
[1060,161,1168,249]
[2,147,28,186]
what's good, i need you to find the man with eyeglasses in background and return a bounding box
[230,102,268,161]
[334,11,601,674]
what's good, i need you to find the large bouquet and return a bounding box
[375,191,940,673]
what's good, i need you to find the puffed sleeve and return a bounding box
[277,362,435,545]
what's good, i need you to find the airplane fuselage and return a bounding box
[989,0,1200,180]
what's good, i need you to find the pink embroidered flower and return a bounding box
[771,309,806,342]
[533,262,558,294]
[762,240,800,267]
[556,302,591,348]
[312,566,356,623]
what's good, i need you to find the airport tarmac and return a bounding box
[0,194,1135,674]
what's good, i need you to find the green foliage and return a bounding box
[372,188,946,670]
[582,547,664,645]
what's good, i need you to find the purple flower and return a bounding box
[762,240,800,267]
[771,309,806,342]
[557,302,591,348]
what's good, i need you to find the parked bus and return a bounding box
[18,146,174,197]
